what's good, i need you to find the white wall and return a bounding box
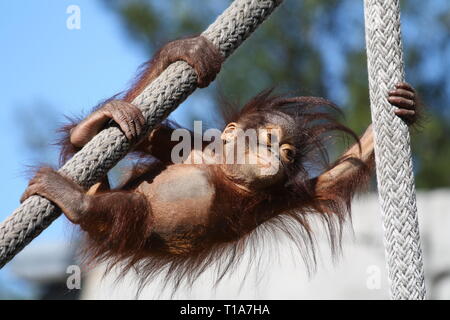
[81,190,450,300]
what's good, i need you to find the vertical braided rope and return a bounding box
[363,0,426,299]
[0,0,283,269]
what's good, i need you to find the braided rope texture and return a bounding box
[364,0,426,299]
[0,0,283,269]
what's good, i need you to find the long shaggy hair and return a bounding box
[59,89,373,294]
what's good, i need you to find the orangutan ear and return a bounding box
[221,122,239,142]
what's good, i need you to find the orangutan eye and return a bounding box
[285,149,294,159]
[281,145,295,162]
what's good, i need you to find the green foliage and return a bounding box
[103,0,450,188]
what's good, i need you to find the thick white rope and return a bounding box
[364,0,426,299]
[0,0,283,268]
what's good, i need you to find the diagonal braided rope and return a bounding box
[363,0,426,299]
[0,0,283,269]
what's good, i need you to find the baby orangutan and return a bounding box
[21,36,420,285]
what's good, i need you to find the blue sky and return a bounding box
[0,1,140,219]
